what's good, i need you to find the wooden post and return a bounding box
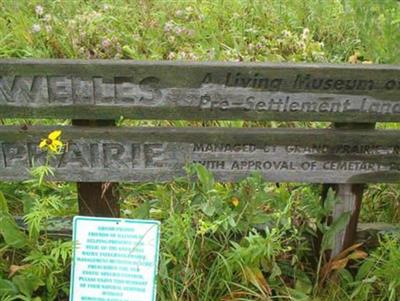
[329,123,375,257]
[331,183,364,256]
[72,119,120,217]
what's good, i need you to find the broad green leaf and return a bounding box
[269,262,282,280]
[0,216,28,249]
[285,287,311,301]
[200,201,216,217]
[294,272,312,295]
[323,188,337,212]
[321,211,351,251]
[133,202,150,219]
[338,268,354,283]
[0,279,18,297]
[251,213,271,225]
[12,275,44,298]
[356,260,374,281]
[0,192,9,213]
[228,216,236,228]
[195,164,214,192]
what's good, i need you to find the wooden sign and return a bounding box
[70,216,160,301]
[1,60,399,122]
[1,126,400,183]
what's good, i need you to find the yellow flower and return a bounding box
[39,130,64,154]
[231,197,240,207]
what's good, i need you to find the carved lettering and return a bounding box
[193,143,256,152]
[224,73,282,90]
[2,143,28,167]
[389,163,400,170]
[93,77,115,103]
[293,74,375,91]
[300,161,317,170]
[49,76,73,103]
[196,93,400,116]
[322,161,381,171]
[27,143,47,167]
[193,160,225,169]
[286,145,328,154]
[138,76,162,104]
[202,73,212,84]
[59,143,90,168]
[0,143,4,168]
[90,144,101,167]
[131,143,141,168]
[144,144,164,168]
[0,76,48,104]
[115,77,136,103]
[1,71,399,123]
[103,143,128,168]
[1,135,400,182]
[73,77,94,104]
[231,160,296,170]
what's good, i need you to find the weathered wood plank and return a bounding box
[330,123,374,257]
[72,120,120,217]
[331,184,365,256]
[1,60,400,121]
[1,126,400,183]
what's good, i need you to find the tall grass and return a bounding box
[0,0,399,63]
[0,0,400,300]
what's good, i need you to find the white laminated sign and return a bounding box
[69,216,161,301]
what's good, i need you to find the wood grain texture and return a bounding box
[1,59,400,121]
[331,184,364,256]
[329,123,374,257]
[72,119,120,217]
[1,125,400,183]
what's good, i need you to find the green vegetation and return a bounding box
[0,0,400,300]
[1,0,399,63]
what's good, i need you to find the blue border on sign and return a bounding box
[69,216,161,301]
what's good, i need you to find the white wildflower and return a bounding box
[32,24,41,33]
[123,209,132,215]
[177,51,187,59]
[101,38,111,49]
[43,14,52,22]
[175,10,184,17]
[187,52,197,60]
[163,21,174,33]
[167,52,176,60]
[35,5,44,16]
[207,48,215,59]
[68,19,76,27]
[186,29,195,37]
[174,26,185,35]
[302,28,310,40]
[245,28,258,34]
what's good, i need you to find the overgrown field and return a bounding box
[1,0,400,300]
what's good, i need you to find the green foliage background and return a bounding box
[0,0,400,300]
